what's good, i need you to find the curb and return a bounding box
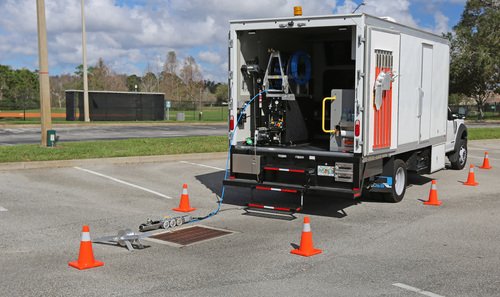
[0,152,228,171]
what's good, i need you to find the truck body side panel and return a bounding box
[430,43,449,139]
[365,28,400,155]
[398,34,424,146]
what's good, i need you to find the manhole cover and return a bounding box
[148,225,234,247]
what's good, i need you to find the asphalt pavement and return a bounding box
[0,123,226,145]
[0,139,499,296]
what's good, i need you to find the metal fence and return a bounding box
[164,100,227,122]
[449,103,499,119]
[0,101,228,122]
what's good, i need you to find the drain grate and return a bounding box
[149,225,233,246]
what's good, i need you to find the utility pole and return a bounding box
[81,0,90,122]
[36,0,52,146]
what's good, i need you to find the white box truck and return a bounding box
[223,12,467,209]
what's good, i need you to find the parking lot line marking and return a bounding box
[392,283,444,297]
[0,206,7,211]
[74,167,172,199]
[179,161,224,171]
[469,154,500,161]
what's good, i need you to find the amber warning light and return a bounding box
[294,6,302,16]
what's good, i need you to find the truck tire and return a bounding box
[382,159,407,203]
[448,138,467,170]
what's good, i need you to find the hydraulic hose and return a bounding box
[190,89,268,222]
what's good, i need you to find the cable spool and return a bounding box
[289,51,311,85]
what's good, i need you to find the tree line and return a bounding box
[1,1,497,116]
[448,0,499,119]
[0,50,229,110]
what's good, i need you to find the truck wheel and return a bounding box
[448,138,467,170]
[383,159,407,203]
[162,220,170,229]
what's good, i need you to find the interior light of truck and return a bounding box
[355,120,360,137]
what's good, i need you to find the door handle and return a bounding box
[322,96,337,133]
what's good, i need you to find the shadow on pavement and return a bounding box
[196,171,359,219]
[195,170,435,219]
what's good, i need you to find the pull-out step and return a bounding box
[245,183,304,220]
[263,166,306,173]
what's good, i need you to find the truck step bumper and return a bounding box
[223,178,358,196]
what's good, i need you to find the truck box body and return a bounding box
[224,13,460,202]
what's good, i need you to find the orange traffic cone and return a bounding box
[479,151,492,169]
[291,216,322,257]
[172,184,196,212]
[69,226,104,270]
[463,164,479,186]
[424,180,442,206]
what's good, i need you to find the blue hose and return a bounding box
[289,51,311,85]
[190,90,267,222]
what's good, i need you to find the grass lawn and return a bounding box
[0,128,497,163]
[0,136,227,163]
[468,127,500,140]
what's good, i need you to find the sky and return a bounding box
[0,0,466,82]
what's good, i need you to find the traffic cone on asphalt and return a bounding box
[291,216,322,257]
[479,152,492,169]
[173,184,196,212]
[424,180,442,206]
[463,164,479,186]
[68,226,104,270]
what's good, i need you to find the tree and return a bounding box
[215,83,229,105]
[126,74,141,92]
[82,58,127,91]
[204,80,218,94]
[161,51,181,100]
[163,51,178,75]
[449,0,500,119]
[141,72,158,92]
[0,66,39,110]
[50,74,80,108]
[180,56,203,103]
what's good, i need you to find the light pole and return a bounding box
[81,0,90,122]
[36,0,52,146]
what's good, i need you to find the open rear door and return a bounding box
[366,28,400,155]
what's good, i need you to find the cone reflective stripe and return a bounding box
[424,180,442,206]
[463,164,479,186]
[81,230,91,241]
[68,225,104,270]
[291,216,322,257]
[479,152,492,169]
[173,183,196,212]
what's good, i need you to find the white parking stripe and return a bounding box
[179,161,224,171]
[74,167,172,199]
[0,206,8,211]
[469,154,500,161]
[393,283,445,297]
